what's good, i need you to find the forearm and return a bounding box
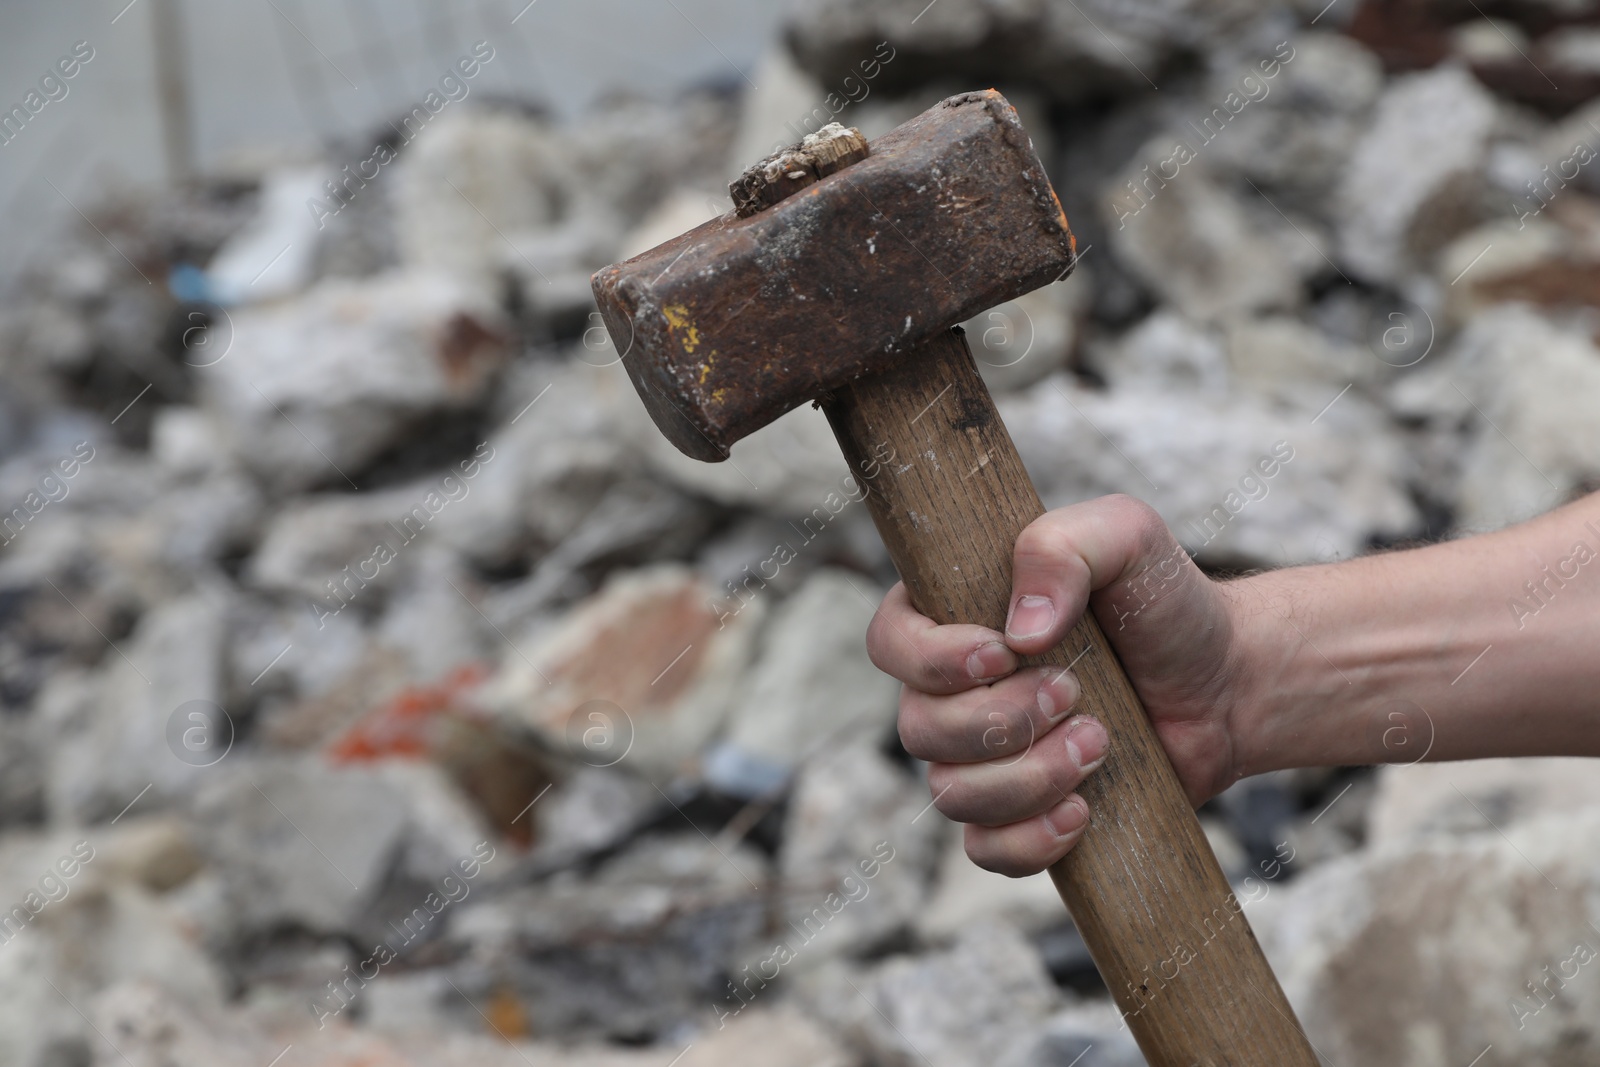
[1227,492,1600,775]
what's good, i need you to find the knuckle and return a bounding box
[926,765,962,814]
[975,695,1034,759]
[896,692,938,760]
[965,837,1038,879]
[1013,517,1073,569]
[914,655,953,693]
[1107,493,1168,549]
[1102,491,1145,514]
[864,612,894,671]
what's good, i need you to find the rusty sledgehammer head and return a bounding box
[589,89,1076,462]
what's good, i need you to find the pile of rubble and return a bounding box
[2,0,1599,1064]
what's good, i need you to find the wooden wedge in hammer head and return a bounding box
[591,90,1318,1067]
[590,89,1075,461]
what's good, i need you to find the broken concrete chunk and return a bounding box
[201,270,509,492]
[476,565,762,783]
[706,568,897,798]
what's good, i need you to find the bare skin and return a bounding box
[866,492,1600,877]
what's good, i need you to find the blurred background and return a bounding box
[3,1,1600,1065]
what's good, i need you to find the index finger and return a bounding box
[866,582,1017,695]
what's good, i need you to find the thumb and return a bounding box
[1003,494,1190,657]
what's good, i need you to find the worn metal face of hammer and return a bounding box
[592,91,1317,1067]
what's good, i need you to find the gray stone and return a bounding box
[965,278,1087,394]
[501,212,625,326]
[450,833,769,1041]
[0,828,228,1067]
[785,0,1281,104]
[201,270,510,492]
[636,393,866,518]
[1223,314,1387,412]
[916,824,1070,944]
[91,979,855,1067]
[373,760,497,886]
[777,744,944,963]
[48,589,231,823]
[674,1007,860,1067]
[1253,808,1600,1066]
[150,474,264,572]
[1105,158,1308,322]
[1336,65,1497,285]
[0,916,81,1067]
[801,921,1061,1067]
[1367,758,1600,850]
[393,108,569,285]
[1086,309,1231,398]
[95,815,203,892]
[999,369,1419,566]
[190,757,412,937]
[479,477,717,635]
[227,592,372,707]
[614,186,725,262]
[206,167,325,305]
[148,406,225,478]
[1416,306,1600,531]
[246,485,424,600]
[996,1002,1149,1067]
[90,981,268,1067]
[1202,31,1385,208]
[373,547,492,683]
[563,93,740,237]
[362,969,458,1036]
[530,766,660,863]
[706,569,898,798]
[694,514,826,606]
[428,359,641,570]
[474,564,764,784]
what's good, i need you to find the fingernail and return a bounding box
[1064,716,1108,772]
[965,640,1014,681]
[1035,669,1080,723]
[1007,595,1055,640]
[1044,795,1089,838]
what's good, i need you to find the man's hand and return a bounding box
[866,495,1252,877]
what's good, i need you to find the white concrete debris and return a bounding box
[1396,306,1600,531]
[394,109,570,285]
[777,744,944,964]
[706,568,899,798]
[6,6,1600,1065]
[1107,158,1307,322]
[205,167,327,305]
[1253,808,1600,1066]
[1336,65,1498,285]
[202,269,509,492]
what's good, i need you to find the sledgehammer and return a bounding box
[591,91,1316,1066]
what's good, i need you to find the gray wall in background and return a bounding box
[0,0,782,291]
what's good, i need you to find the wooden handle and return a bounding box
[822,328,1317,1067]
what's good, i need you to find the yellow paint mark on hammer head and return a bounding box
[662,303,702,354]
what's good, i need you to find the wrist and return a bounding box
[1216,564,1379,777]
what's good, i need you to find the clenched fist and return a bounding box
[866,495,1252,877]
